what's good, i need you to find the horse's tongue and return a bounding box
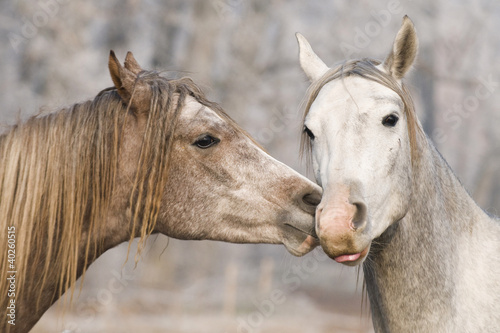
[334,252,361,263]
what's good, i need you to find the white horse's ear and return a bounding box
[296,32,329,82]
[383,16,418,80]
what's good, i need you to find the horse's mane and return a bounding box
[0,70,235,315]
[300,58,424,166]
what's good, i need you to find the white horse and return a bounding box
[297,16,500,332]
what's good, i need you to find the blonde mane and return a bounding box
[0,71,232,318]
[300,58,424,166]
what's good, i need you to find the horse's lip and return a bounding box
[333,245,370,264]
[284,222,318,239]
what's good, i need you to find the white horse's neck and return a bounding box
[364,137,500,332]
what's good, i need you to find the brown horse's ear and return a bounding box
[124,51,142,75]
[108,51,123,91]
[383,16,418,80]
[108,50,150,113]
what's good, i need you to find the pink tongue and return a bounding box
[334,252,361,263]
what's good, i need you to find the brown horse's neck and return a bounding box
[1,99,141,333]
[364,139,494,332]
[15,215,133,333]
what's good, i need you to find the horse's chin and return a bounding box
[284,234,319,257]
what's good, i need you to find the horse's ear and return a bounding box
[108,50,124,94]
[109,50,136,102]
[296,32,329,82]
[383,16,418,80]
[108,51,150,113]
[124,51,142,75]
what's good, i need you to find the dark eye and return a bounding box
[382,114,399,127]
[194,135,219,149]
[303,126,315,140]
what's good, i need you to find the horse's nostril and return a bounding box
[351,201,367,231]
[302,192,321,207]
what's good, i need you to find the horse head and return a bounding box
[297,16,421,265]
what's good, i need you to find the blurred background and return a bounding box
[1,1,500,332]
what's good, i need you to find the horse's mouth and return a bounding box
[284,233,319,257]
[282,223,319,256]
[284,222,318,239]
[332,244,370,266]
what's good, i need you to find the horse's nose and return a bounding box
[316,199,367,242]
[298,186,322,215]
[316,183,367,236]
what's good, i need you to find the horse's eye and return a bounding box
[382,114,399,127]
[304,126,315,140]
[194,135,219,149]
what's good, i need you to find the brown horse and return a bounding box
[0,52,321,332]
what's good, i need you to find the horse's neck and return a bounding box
[365,139,500,332]
[15,117,136,332]
[16,215,132,333]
